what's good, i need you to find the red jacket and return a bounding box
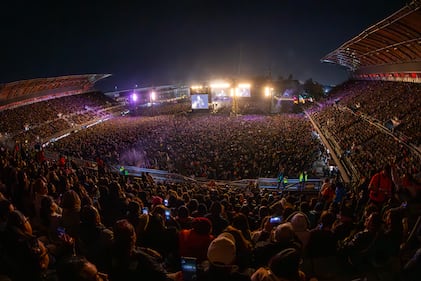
[179,229,214,261]
[369,171,393,203]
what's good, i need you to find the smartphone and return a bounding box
[164,199,169,206]
[401,201,408,208]
[57,227,66,236]
[269,216,282,224]
[142,207,149,215]
[181,257,197,281]
[165,209,171,221]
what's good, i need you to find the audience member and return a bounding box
[251,248,305,281]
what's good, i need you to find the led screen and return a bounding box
[211,88,229,97]
[191,94,209,109]
[237,87,251,97]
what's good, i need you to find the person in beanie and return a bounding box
[199,232,250,281]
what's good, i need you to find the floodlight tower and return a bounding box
[150,91,156,116]
[265,86,274,113]
[231,79,239,116]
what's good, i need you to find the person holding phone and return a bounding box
[142,205,179,260]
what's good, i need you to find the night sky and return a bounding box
[0,0,407,91]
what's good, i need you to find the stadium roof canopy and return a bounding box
[0,74,111,106]
[321,0,421,73]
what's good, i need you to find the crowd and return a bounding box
[310,106,418,179]
[0,92,117,143]
[47,114,323,180]
[324,80,421,146]
[0,79,420,281]
[309,81,421,187]
[0,142,420,281]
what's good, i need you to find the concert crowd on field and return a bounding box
[47,114,323,181]
[0,80,420,281]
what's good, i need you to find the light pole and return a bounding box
[232,87,238,116]
[231,80,238,116]
[265,86,273,113]
[150,91,156,116]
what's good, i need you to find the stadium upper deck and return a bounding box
[321,0,421,82]
[0,74,111,110]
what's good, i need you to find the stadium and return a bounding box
[0,1,420,281]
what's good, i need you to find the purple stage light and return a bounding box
[131,93,138,102]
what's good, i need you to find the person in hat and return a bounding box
[207,232,237,266]
[199,232,250,281]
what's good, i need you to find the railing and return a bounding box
[118,165,323,191]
